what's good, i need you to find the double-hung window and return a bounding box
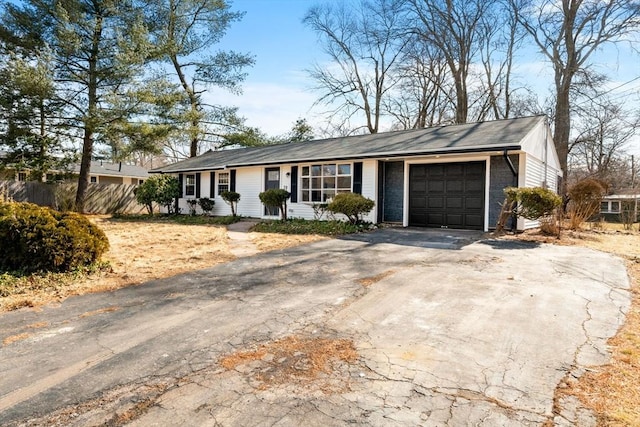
[185,174,196,196]
[300,163,351,202]
[218,172,229,195]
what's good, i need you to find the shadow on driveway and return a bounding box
[340,226,485,250]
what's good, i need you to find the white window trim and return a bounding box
[217,171,230,196]
[601,201,621,213]
[299,162,353,203]
[185,174,196,197]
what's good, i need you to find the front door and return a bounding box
[264,167,280,216]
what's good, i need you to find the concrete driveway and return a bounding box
[0,228,630,426]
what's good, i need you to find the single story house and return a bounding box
[599,194,640,222]
[72,161,148,185]
[151,115,562,231]
[0,156,148,185]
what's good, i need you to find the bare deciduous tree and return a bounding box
[386,40,454,129]
[570,95,640,190]
[408,0,499,124]
[474,4,529,121]
[510,0,640,194]
[304,0,406,134]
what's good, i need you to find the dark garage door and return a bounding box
[409,162,485,230]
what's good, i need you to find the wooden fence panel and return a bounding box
[0,181,145,214]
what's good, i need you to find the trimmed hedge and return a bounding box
[259,188,290,220]
[327,193,375,224]
[0,202,109,273]
[504,186,562,220]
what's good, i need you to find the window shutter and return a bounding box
[290,166,298,202]
[230,170,236,192]
[353,162,363,194]
[210,172,215,197]
[195,173,201,198]
[177,173,184,197]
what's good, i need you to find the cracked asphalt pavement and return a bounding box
[0,228,631,426]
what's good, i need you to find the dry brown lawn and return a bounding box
[249,232,327,252]
[512,224,640,425]
[0,216,324,312]
[220,335,358,392]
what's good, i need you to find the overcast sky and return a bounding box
[207,0,640,151]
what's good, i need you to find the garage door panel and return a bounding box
[427,213,444,226]
[428,164,445,176]
[465,197,483,209]
[409,162,485,230]
[446,214,464,227]
[446,197,463,209]
[447,164,464,175]
[412,197,427,208]
[466,180,484,192]
[428,181,444,192]
[465,214,484,228]
[465,162,484,173]
[446,180,463,192]
[412,181,427,192]
[428,197,444,208]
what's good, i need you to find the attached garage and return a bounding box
[154,115,562,232]
[409,162,485,230]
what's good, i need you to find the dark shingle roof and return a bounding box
[74,161,149,178]
[152,115,544,173]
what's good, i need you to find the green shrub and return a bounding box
[220,191,240,217]
[198,197,215,215]
[0,202,109,273]
[251,218,373,235]
[259,188,290,220]
[134,178,158,214]
[327,193,375,224]
[186,199,198,215]
[135,175,181,215]
[504,187,562,220]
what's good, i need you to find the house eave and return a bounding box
[150,144,522,174]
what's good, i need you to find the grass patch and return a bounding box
[220,335,358,391]
[111,213,241,225]
[0,262,111,311]
[357,270,396,287]
[251,218,373,236]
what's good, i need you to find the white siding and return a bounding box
[524,154,545,188]
[201,172,212,198]
[518,153,561,230]
[361,160,377,223]
[234,167,263,217]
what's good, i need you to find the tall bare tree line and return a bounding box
[305,0,640,192]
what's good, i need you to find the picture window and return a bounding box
[300,163,351,202]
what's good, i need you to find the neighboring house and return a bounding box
[151,115,562,231]
[0,159,148,185]
[72,161,148,185]
[600,194,640,222]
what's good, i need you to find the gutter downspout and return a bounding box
[504,149,518,231]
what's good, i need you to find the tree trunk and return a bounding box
[554,75,571,197]
[454,70,468,124]
[75,129,93,212]
[75,12,102,212]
